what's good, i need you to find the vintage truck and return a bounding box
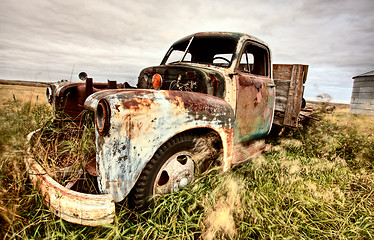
[26,32,309,226]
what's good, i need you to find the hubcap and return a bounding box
[153,151,194,195]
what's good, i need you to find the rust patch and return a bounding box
[120,97,157,111]
[218,127,235,172]
[232,140,267,165]
[85,157,98,177]
[235,73,274,142]
[163,90,229,115]
[170,95,186,115]
[209,74,219,96]
[50,79,126,121]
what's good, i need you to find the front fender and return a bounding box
[84,90,234,202]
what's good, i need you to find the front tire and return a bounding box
[128,133,197,209]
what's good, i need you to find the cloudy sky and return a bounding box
[1,0,373,102]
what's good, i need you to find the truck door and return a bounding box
[234,42,275,142]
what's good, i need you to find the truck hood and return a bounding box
[84,88,231,115]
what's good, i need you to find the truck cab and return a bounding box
[137,32,275,143]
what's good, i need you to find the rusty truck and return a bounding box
[26,32,309,226]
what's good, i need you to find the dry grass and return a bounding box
[29,121,97,192]
[0,83,47,105]
[325,108,374,139]
[0,96,50,238]
[203,176,244,240]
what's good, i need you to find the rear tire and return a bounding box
[301,98,306,109]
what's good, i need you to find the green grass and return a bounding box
[1,99,373,239]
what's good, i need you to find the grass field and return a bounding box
[0,83,48,105]
[0,84,373,239]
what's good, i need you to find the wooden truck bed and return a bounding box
[273,64,309,127]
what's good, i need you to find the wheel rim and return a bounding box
[153,151,194,195]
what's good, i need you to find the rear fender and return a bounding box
[85,90,235,202]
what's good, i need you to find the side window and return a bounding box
[239,53,254,72]
[239,43,269,76]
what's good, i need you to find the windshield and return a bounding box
[162,36,238,68]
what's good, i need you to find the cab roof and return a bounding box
[171,32,269,48]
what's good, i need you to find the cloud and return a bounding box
[0,0,373,100]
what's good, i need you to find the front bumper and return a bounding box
[25,130,115,226]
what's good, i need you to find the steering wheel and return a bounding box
[213,56,230,63]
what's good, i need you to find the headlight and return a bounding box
[96,99,110,135]
[46,87,53,104]
[144,73,149,82]
[138,73,149,89]
[152,73,163,89]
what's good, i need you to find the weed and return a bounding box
[29,115,97,192]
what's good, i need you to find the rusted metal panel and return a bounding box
[84,90,235,202]
[25,130,115,226]
[234,73,275,142]
[232,139,267,164]
[48,79,125,121]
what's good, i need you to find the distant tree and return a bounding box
[316,93,332,102]
[316,93,335,113]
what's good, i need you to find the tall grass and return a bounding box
[30,114,97,191]
[1,99,373,239]
[0,99,50,238]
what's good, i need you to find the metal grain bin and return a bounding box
[350,70,374,116]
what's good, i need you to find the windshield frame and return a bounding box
[161,36,239,68]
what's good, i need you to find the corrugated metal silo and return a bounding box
[350,70,374,115]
